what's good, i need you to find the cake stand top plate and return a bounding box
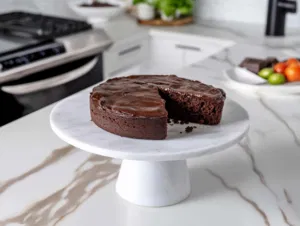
[50,89,249,161]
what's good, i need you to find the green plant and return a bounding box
[158,0,193,17]
[133,0,158,6]
[133,0,146,4]
[158,0,176,16]
[177,0,193,16]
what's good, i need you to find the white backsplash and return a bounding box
[195,0,300,28]
[0,0,300,28]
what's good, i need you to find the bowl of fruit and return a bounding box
[223,57,300,95]
[69,0,127,23]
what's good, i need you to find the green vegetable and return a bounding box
[258,68,273,79]
[268,73,286,85]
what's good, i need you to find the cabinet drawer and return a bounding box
[151,30,234,53]
[104,39,149,77]
[150,38,183,66]
[150,37,212,68]
[175,41,224,66]
[109,65,142,78]
[150,31,234,66]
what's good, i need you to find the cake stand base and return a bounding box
[116,160,191,207]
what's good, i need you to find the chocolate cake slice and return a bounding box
[90,75,226,140]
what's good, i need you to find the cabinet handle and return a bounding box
[175,44,201,52]
[119,45,141,56]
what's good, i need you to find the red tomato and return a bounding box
[286,58,299,66]
[288,61,300,68]
[284,66,300,82]
[273,62,287,73]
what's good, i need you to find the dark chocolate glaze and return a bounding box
[91,75,225,118]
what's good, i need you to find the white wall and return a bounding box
[195,0,300,28]
[0,0,300,27]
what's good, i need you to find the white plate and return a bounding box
[233,67,267,85]
[50,89,249,161]
[224,67,300,94]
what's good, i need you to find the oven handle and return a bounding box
[1,57,98,95]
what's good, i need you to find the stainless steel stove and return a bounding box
[0,11,112,83]
[0,12,112,126]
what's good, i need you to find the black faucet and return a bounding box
[265,0,297,36]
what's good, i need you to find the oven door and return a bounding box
[0,55,103,125]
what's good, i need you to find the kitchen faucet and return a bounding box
[265,0,297,36]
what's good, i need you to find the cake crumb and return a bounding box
[185,126,194,133]
[180,132,182,134]
[173,119,179,124]
[179,120,189,124]
[193,126,197,128]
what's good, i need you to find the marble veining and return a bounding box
[284,189,293,205]
[239,139,278,198]
[206,169,270,226]
[0,145,74,195]
[239,139,295,226]
[0,151,119,226]
[258,96,300,148]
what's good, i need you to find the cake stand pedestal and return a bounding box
[117,160,190,206]
[50,90,249,207]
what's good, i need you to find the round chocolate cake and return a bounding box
[90,75,226,140]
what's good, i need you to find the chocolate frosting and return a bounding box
[91,75,225,118]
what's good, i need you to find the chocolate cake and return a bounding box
[90,75,226,140]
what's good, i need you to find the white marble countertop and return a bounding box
[1,17,300,226]
[101,15,300,50]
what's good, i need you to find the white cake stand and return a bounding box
[50,89,249,207]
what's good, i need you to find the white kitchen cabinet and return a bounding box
[149,30,235,69]
[108,64,142,78]
[149,38,184,74]
[180,43,217,66]
[104,30,235,79]
[103,36,150,79]
[107,60,162,78]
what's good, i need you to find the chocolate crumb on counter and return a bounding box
[185,126,194,133]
